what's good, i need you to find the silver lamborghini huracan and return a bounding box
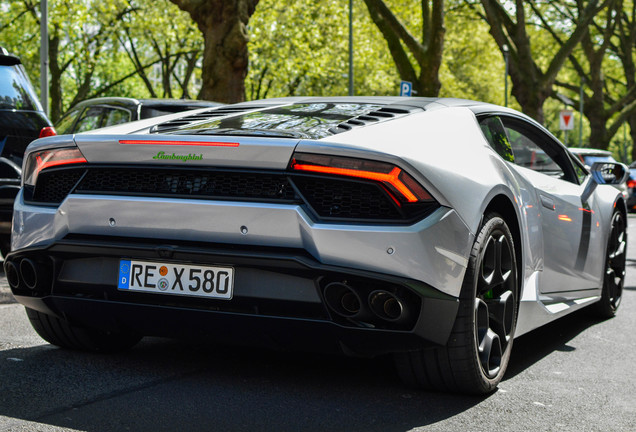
[4,97,628,394]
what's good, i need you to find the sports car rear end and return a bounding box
[5,99,474,357]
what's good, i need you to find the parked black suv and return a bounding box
[0,47,52,256]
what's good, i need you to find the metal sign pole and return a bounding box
[40,0,48,116]
[348,0,353,96]
[503,44,509,107]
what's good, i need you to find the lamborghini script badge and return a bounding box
[153,151,203,162]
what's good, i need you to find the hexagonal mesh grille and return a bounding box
[29,167,436,223]
[292,177,401,220]
[33,169,86,203]
[75,168,298,201]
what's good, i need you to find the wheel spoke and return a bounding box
[479,232,513,297]
[609,237,626,261]
[605,267,623,308]
[480,237,496,288]
[475,298,489,340]
[488,290,515,342]
[478,328,502,378]
[474,292,510,378]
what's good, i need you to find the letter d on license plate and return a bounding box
[118,260,233,299]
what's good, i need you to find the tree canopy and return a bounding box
[0,0,633,158]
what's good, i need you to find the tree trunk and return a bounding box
[585,59,610,148]
[479,0,605,125]
[629,115,636,161]
[48,29,63,123]
[363,0,445,97]
[169,0,259,103]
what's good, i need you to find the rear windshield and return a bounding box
[141,105,209,119]
[170,103,383,139]
[0,63,42,111]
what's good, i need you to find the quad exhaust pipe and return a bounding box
[369,290,406,322]
[19,258,38,290]
[4,260,20,289]
[324,282,362,317]
[323,282,410,324]
[4,258,49,291]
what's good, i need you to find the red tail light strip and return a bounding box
[292,162,419,202]
[24,147,88,186]
[37,156,87,172]
[119,139,239,147]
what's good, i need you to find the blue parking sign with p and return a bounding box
[400,81,412,97]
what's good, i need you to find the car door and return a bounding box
[498,115,603,293]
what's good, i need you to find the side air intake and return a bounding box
[327,105,423,135]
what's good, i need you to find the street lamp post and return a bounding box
[502,44,509,107]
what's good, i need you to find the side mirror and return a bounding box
[590,161,629,185]
[581,162,629,203]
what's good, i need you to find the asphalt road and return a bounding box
[1,221,635,431]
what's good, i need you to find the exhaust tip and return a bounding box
[369,290,405,322]
[19,258,38,290]
[5,260,20,289]
[324,282,361,317]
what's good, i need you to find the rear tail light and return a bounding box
[23,147,86,186]
[627,179,636,189]
[289,153,434,204]
[38,127,57,138]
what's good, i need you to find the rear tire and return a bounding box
[0,235,10,259]
[26,307,141,353]
[591,210,626,318]
[394,213,518,394]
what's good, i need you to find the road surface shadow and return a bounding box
[505,307,606,379]
[0,307,618,431]
[0,338,485,432]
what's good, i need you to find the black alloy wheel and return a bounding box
[0,234,10,259]
[593,210,626,318]
[394,212,518,394]
[474,217,517,379]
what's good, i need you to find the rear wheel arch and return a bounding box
[395,210,520,393]
[483,194,523,291]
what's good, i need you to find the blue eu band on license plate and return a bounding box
[118,260,234,299]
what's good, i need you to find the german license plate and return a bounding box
[117,260,233,299]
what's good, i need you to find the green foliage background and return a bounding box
[0,0,633,159]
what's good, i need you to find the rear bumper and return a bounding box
[5,237,459,356]
[12,192,472,298]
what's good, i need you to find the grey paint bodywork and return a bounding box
[11,97,625,339]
